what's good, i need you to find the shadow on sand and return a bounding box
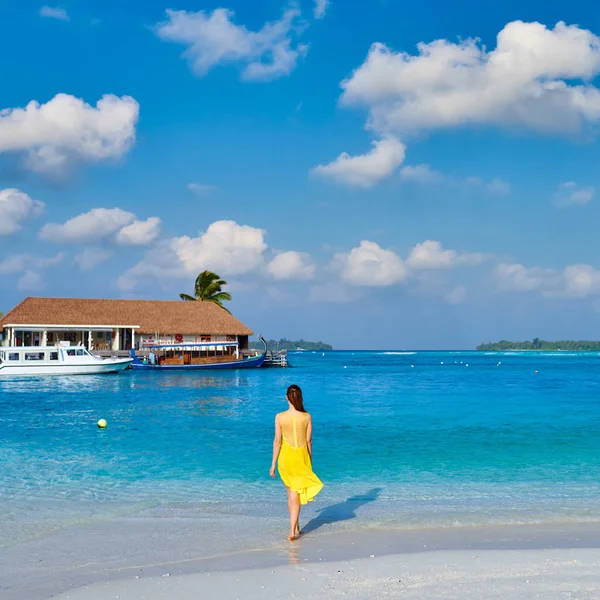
[302,487,383,535]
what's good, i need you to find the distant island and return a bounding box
[477,338,600,351]
[249,338,333,351]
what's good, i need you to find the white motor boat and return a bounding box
[0,345,132,376]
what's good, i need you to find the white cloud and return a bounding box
[116,217,161,246]
[154,7,308,82]
[407,240,486,269]
[40,6,70,21]
[563,264,600,297]
[17,271,45,291]
[553,181,595,207]
[40,208,134,243]
[314,0,330,19]
[494,263,560,292]
[398,166,510,193]
[445,285,467,305]
[0,189,45,235]
[336,240,408,286]
[312,136,406,188]
[0,94,139,175]
[117,220,269,292]
[187,183,218,196]
[267,251,315,280]
[171,220,267,275]
[0,252,66,291]
[466,176,511,195]
[341,21,600,136]
[494,262,600,297]
[399,164,443,184]
[486,178,511,195]
[40,208,160,246]
[0,254,60,275]
[75,248,112,271]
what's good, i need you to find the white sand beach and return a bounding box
[54,548,600,600]
[4,522,600,599]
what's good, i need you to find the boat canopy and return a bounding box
[143,341,239,350]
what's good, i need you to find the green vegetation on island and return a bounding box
[477,338,600,351]
[249,338,333,351]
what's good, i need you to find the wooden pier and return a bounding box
[263,349,288,368]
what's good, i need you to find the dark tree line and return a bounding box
[249,338,333,351]
[477,339,600,351]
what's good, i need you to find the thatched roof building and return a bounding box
[0,297,253,351]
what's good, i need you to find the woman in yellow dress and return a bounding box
[270,384,324,541]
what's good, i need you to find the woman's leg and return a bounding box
[288,491,301,540]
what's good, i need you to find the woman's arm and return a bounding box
[270,415,282,478]
[306,414,313,462]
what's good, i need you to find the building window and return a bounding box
[97,332,104,339]
[48,332,55,343]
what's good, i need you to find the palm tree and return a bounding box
[179,270,232,313]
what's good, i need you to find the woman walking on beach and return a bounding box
[270,385,323,541]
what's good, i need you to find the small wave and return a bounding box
[382,351,417,355]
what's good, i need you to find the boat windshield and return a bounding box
[64,348,92,357]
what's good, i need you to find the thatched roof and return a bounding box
[0,297,253,336]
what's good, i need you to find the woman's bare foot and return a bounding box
[288,533,297,541]
[294,525,301,537]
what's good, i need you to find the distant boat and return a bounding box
[0,345,132,376]
[130,336,267,371]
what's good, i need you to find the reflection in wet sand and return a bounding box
[287,543,300,565]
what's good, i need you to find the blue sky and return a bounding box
[1,0,600,349]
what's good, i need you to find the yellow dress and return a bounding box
[277,411,323,505]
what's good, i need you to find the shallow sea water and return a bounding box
[2,350,600,558]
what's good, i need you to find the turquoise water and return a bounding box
[2,350,600,551]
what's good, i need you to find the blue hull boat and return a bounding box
[131,337,267,371]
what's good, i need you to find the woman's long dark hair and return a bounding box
[287,384,306,412]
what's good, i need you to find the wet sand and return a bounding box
[4,522,600,599]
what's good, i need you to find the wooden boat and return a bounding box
[130,336,267,371]
[0,345,132,376]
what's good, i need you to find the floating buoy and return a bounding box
[411,365,414,368]
[97,419,107,429]
[441,361,444,365]
[535,370,539,375]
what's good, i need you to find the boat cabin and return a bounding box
[0,345,95,366]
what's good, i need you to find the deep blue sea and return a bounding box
[2,350,600,558]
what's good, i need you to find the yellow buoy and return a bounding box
[97,419,108,429]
